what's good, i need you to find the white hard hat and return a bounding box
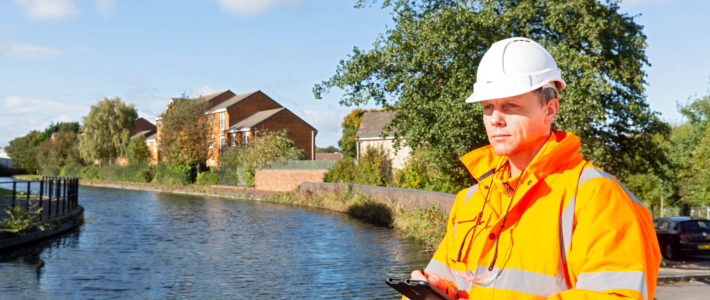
[465,37,566,103]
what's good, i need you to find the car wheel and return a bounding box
[664,243,682,260]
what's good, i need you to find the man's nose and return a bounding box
[489,109,506,127]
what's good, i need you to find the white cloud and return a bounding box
[13,0,79,20]
[215,0,300,17]
[0,42,63,60]
[0,96,89,147]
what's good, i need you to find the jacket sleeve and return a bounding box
[549,176,661,300]
[422,189,467,290]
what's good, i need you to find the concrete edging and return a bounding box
[79,179,275,201]
[0,206,84,250]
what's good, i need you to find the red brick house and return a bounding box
[148,90,317,167]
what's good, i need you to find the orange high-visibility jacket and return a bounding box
[424,131,661,299]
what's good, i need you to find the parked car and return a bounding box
[653,216,710,260]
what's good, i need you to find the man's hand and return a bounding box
[410,269,458,299]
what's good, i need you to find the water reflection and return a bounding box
[0,186,430,298]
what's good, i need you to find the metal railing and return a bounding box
[0,176,79,221]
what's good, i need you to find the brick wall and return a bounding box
[259,109,316,160]
[255,169,328,192]
[298,182,456,215]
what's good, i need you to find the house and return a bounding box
[116,118,158,165]
[148,90,318,167]
[0,148,11,168]
[355,111,411,169]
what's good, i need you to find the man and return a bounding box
[409,37,660,299]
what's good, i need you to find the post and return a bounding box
[63,178,67,215]
[11,181,16,208]
[39,180,44,220]
[48,180,53,218]
[26,181,31,211]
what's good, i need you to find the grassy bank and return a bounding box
[11,175,41,181]
[268,185,447,252]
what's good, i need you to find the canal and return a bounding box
[0,184,431,299]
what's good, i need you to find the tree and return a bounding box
[36,131,82,168]
[316,145,340,153]
[315,0,669,185]
[339,108,366,158]
[159,97,212,175]
[673,93,710,206]
[127,135,150,165]
[79,97,137,165]
[221,130,304,184]
[5,131,40,173]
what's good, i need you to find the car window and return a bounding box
[680,221,710,232]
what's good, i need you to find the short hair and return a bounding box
[534,82,558,105]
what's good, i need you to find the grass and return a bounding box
[267,186,448,252]
[0,187,13,197]
[12,174,41,181]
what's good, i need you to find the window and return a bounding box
[219,135,225,149]
[231,133,236,147]
[209,134,214,149]
[152,142,156,153]
[219,112,225,130]
[242,133,249,146]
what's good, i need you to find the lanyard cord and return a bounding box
[488,166,528,272]
[456,170,497,262]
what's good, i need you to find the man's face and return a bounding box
[481,91,557,160]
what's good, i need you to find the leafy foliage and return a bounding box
[339,108,366,158]
[324,145,394,187]
[0,205,46,234]
[36,131,82,169]
[316,145,340,153]
[127,135,150,165]
[79,97,137,165]
[394,148,465,193]
[673,94,710,206]
[5,131,40,173]
[159,97,212,175]
[316,0,668,185]
[220,130,305,185]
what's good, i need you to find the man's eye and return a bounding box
[483,105,493,111]
[505,103,519,109]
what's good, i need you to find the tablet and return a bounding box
[385,278,454,300]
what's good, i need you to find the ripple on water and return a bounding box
[0,186,432,298]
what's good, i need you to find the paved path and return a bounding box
[656,281,710,299]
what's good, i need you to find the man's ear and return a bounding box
[546,98,559,123]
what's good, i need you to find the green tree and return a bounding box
[221,130,304,184]
[339,108,366,158]
[673,93,710,206]
[36,131,82,168]
[316,145,340,153]
[315,0,668,185]
[5,131,41,173]
[79,97,137,165]
[159,97,212,175]
[127,135,150,165]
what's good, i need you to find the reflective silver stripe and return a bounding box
[471,265,568,297]
[464,184,478,206]
[424,259,471,291]
[577,271,647,300]
[425,260,569,296]
[560,194,575,262]
[561,167,646,261]
[577,167,644,207]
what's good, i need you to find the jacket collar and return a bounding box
[460,131,583,183]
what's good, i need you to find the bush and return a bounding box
[40,165,61,176]
[153,162,192,185]
[394,149,464,193]
[196,169,220,185]
[61,164,84,177]
[323,159,358,183]
[356,146,393,186]
[80,165,100,179]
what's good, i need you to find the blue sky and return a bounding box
[1,0,708,149]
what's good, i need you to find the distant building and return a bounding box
[355,111,411,170]
[148,90,317,167]
[0,148,12,168]
[116,118,158,165]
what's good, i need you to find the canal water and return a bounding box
[0,185,431,299]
